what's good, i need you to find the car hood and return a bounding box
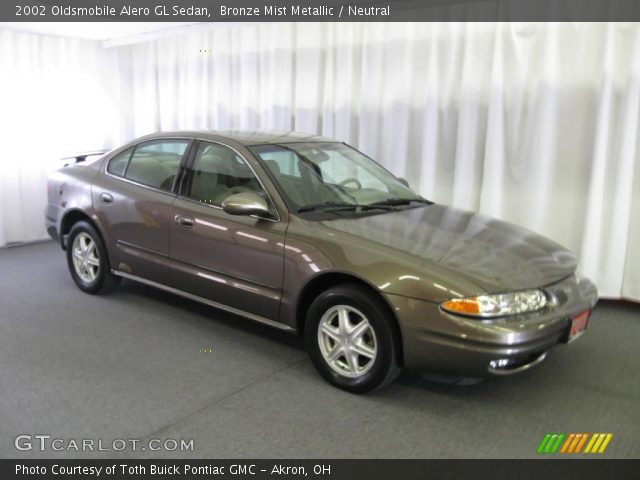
[317,204,577,295]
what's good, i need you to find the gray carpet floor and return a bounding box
[0,241,638,459]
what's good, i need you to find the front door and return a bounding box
[169,141,286,320]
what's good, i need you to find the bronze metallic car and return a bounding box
[45,131,598,392]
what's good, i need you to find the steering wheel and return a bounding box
[338,177,362,190]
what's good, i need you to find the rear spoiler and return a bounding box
[61,150,108,166]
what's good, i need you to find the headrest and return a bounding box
[264,159,281,175]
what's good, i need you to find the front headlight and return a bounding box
[441,289,547,318]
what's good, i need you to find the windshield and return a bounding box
[249,142,423,213]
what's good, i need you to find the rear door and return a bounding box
[168,140,287,321]
[93,139,191,284]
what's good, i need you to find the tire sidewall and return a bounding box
[66,221,110,294]
[305,285,398,393]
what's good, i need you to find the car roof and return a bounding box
[135,130,336,146]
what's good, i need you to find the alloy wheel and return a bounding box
[71,232,100,283]
[317,305,378,378]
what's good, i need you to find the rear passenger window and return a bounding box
[125,140,189,191]
[107,148,132,177]
[187,142,264,206]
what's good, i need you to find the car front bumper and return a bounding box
[385,274,598,377]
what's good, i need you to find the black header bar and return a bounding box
[4,0,640,22]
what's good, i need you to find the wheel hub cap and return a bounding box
[72,232,100,283]
[317,305,377,378]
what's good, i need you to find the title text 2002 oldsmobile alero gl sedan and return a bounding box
[46,131,597,392]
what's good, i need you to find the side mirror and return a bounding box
[398,177,410,188]
[222,192,271,218]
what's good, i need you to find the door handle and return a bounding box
[174,215,195,228]
[101,192,113,203]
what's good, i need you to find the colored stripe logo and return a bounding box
[537,433,613,454]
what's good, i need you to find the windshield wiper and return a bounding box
[367,197,433,207]
[297,197,432,213]
[296,202,357,213]
[296,202,396,213]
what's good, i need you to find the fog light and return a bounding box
[489,358,513,369]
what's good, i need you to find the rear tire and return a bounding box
[305,284,401,393]
[66,221,120,294]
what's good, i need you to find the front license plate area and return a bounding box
[565,309,590,343]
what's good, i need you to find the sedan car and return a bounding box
[45,130,598,392]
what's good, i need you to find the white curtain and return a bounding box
[1,23,639,301]
[0,29,127,246]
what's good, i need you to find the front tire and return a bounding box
[66,221,120,294]
[305,284,401,393]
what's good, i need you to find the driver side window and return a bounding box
[187,142,264,206]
